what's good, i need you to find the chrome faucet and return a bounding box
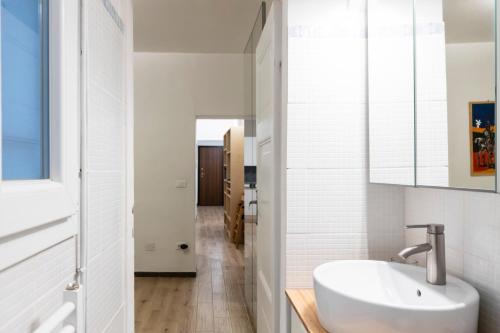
[399,224,446,285]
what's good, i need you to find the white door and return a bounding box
[256,3,281,333]
[81,0,131,331]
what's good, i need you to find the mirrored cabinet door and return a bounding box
[368,0,497,192]
[368,0,415,186]
[414,0,496,191]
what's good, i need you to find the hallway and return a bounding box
[135,207,254,333]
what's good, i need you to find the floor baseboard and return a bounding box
[134,272,197,278]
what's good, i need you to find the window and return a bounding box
[0,0,79,271]
[1,0,49,180]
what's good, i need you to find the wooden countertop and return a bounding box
[286,289,328,333]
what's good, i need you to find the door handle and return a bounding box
[249,191,258,225]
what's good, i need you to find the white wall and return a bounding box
[405,188,500,333]
[196,119,243,141]
[286,0,405,288]
[134,53,247,272]
[446,42,495,190]
[244,137,257,166]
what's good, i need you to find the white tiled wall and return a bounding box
[286,0,405,288]
[0,239,76,333]
[415,0,449,187]
[405,188,500,333]
[286,1,499,331]
[368,0,415,186]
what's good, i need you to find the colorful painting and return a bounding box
[469,101,496,176]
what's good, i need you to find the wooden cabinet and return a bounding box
[223,127,244,242]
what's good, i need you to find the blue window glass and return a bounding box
[1,0,49,180]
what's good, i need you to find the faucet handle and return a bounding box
[406,224,444,234]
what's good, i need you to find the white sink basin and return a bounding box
[313,260,479,333]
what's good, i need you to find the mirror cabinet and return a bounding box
[368,0,498,192]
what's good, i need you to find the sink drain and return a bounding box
[416,289,422,297]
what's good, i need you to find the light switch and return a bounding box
[145,243,156,252]
[175,180,187,188]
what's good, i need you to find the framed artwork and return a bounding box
[469,101,495,176]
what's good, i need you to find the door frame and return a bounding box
[194,116,249,214]
[197,145,224,206]
[279,1,288,332]
[255,2,285,333]
[124,1,135,331]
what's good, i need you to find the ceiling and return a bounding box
[133,0,493,52]
[133,0,264,53]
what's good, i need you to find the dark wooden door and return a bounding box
[198,146,224,206]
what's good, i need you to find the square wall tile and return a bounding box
[463,192,497,261]
[288,35,367,105]
[287,168,368,234]
[287,103,368,169]
[405,187,500,332]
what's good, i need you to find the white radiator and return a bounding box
[33,285,83,333]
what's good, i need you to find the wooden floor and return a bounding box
[135,206,254,333]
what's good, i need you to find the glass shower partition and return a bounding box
[243,2,266,329]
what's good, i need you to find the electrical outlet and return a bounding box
[145,243,156,252]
